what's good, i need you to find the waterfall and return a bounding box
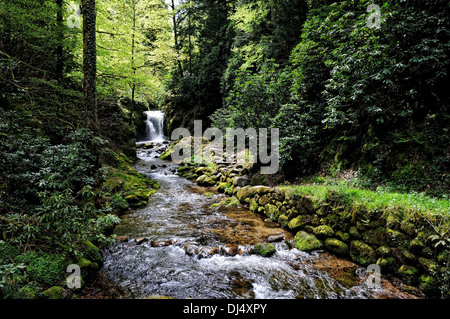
[144,111,166,142]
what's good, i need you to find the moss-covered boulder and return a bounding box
[397,265,419,285]
[236,186,272,202]
[294,231,323,252]
[349,241,377,266]
[324,238,349,256]
[253,243,276,257]
[196,174,216,186]
[287,215,310,231]
[313,225,335,238]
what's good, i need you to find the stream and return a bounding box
[98,143,416,300]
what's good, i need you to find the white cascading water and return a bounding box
[144,111,166,142]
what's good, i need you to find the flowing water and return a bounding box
[100,144,416,299]
[143,111,165,142]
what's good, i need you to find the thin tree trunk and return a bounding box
[56,0,64,80]
[82,0,98,132]
[129,0,137,125]
[171,0,183,78]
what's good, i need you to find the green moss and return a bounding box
[313,225,335,238]
[249,198,259,212]
[253,243,276,257]
[418,257,437,273]
[397,265,419,285]
[324,238,349,256]
[349,240,377,266]
[27,253,64,286]
[376,257,396,272]
[42,286,63,299]
[336,230,350,243]
[362,228,387,246]
[419,274,440,294]
[294,231,323,252]
[83,241,103,266]
[217,182,229,193]
[287,215,310,230]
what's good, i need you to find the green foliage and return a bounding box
[26,253,64,286]
[209,0,449,197]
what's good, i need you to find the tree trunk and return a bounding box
[129,0,137,125]
[171,0,183,78]
[56,0,64,81]
[82,0,98,132]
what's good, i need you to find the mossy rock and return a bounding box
[376,257,396,272]
[349,226,360,239]
[349,241,377,266]
[419,274,440,295]
[177,166,193,174]
[83,241,103,266]
[324,238,349,256]
[362,228,387,246]
[258,195,270,206]
[400,220,417,236]
[386,229,408,247]
[196,174,216,186]
[129,200,149,208]
[42,286,63,299]
[409,238,425,253]
[397,265,419,285]
[182,172,198,180]
[236,186,272,202]
[336,230,350,243]
[249,198,259,212]
[418,257,437,273]
[264,204,279,220]
[375,246,391,257]
[217,182,229,193]
[77,257,99,270]
[313,225,335,238]
[253,243,276,257]
[277,214,290,228]
[391,247,416,264]
[294,231,323,252]
[287,215,310,231]
[195,166,214,176]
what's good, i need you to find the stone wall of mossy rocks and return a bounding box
[175,161,449,297]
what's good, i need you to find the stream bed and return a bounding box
[98,144,417,299]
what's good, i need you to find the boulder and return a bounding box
[349,240,377,266]
[236,186,272,202]
[253,243,276,257]
[313,225,335,238]
[294,231,323,252]
[324,238,349,256]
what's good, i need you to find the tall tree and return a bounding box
[82,0,99,132]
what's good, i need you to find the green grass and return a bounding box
[282,181,449,217]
